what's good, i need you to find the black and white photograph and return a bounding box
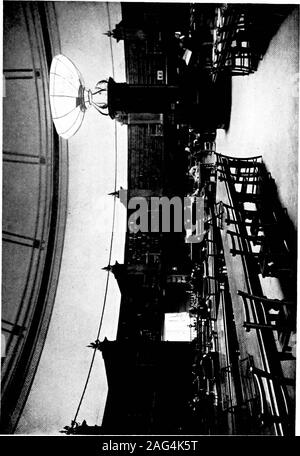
[1,0,299,439]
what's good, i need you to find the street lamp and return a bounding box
[49,54,180,139]
[49,54,109,139]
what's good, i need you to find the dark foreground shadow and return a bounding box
[249,4,298,64]
[259,162,297,304]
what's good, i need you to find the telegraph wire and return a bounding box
[72,2,118,425]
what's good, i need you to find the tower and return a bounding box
[104,20,147,42]
[107,77,179,122]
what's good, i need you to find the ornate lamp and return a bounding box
[49,54,179,139]
[49,54,109,139]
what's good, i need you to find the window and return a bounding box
[145,252,160,265]
[157,70,164,81]
[148,123,163,136]
[128,113,163,125]
[145,31,163,55]
[167,274,189,284]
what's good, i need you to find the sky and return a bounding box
[16,1,127,434]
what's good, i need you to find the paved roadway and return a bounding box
[216,8,299,229]
[214,9,298,434]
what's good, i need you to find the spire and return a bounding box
[60,420,102,435]
[87,339,101,349]
[102,261,121,273]
[107,187,127,207]
[87,338,109,351]
[108,190,120,197]
[101,261,127,294]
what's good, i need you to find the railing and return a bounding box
[211,5,259,81]
[215,153,295,435]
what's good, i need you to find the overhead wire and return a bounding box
[72,2,118,426]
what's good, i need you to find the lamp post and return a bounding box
[49,54,179,139]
